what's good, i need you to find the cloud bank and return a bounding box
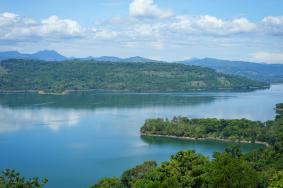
[250,52,283,64]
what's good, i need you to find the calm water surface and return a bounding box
[0,84,283,188]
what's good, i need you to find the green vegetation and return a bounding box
[277,103,283,109]
[0,169,48,188]
[92,148,271,188]
[141,117,266,144]
[0,59,268,93]
[276,103,283,117]
[92,104,283,188]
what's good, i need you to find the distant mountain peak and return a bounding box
[0,50,67,61]
[124,56,158,63]
[34,49,58,54]
[85,56,159,63]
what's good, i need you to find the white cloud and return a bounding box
[129,0,173,19]
[228,17,256,33]
[262,16,283,25]
[169,15,256,35]
[0,12,19,26]
[1,11,282,45]
[93,29,118,39]
[170,16,192,31]
[134,23,160,36]
[197,15,224,29]
[262,16,283,35]
[0,12,82,41]
[40,16,82,36]
[250,52,283,64]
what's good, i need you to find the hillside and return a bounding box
[0,59,268,93]
[179,58,283,83]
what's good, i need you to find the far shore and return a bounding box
[0,85,271,96]
[141,133,270,147]
[0,90,68,96]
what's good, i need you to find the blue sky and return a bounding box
[0,0,283,63]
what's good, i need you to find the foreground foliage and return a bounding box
[0,59,267,93]
[92,104,283,188]
[0,169,48,188]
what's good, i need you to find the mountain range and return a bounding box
[78,56,159,63]
[0,50,158,63]
[0,50,283,83]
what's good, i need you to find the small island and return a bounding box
[141,117,270,146]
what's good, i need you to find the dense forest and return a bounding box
[91,103,283,188]
[0,59,268,93]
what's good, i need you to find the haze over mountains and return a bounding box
[0,50,67,61]
[1,50,283,83]
[80,56,159,63]
[0,50,158,63]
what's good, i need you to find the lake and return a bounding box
[0,84,283,188]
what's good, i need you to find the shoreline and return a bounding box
[0,86,270,95]
[141,133,270,147]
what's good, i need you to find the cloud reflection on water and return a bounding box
[0,107,86,133]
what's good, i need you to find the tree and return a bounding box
[121,161,157,188]
[268,170,283,188]
[91,177,124,188]
[0,169,48,188]
[207,151,260,188]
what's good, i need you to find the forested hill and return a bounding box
[0,59,268,93]
[179,58,283,83]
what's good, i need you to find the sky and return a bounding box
[0,0,283,63]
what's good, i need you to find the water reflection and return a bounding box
[0,93,217,133]
[0,107,86,133]
[0,92,218,109]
